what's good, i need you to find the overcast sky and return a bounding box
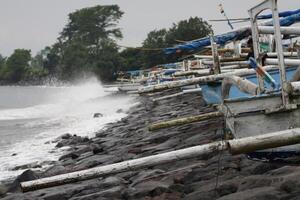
[0,0,298,56]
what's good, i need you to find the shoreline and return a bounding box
[1,91,300,199]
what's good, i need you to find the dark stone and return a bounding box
[251,163,282,175]
[43,193,68,200]
[280,180,299,193]
[169,184,185,193]
[8,170,39,192]
[11,153,17,156]
[59,152,80,161]
[0,185,7,197]
[61,133,72,139]
[216,183,238,197]
[43,165,67,177]
[12,162,42,171]
[56,142,64,148]
[93,113,103,118]
[116,109,123,113]
[90,144,103,154]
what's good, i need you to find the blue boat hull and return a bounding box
[201,66,298,105]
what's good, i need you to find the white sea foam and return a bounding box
[0,78,135,182]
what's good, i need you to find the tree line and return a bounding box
[0,5,212,84]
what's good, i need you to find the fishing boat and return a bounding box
[205,0,300,160]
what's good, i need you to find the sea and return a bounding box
[0,78,135,182]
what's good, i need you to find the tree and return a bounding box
[55,5,124,81]
[140,17,212,68]
[119,48,144,71]
[141,29,168,68]
[60,5,123,46]
[165,17,212,46]
[6,49,31,82]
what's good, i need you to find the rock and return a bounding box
[90,144,103,154]
[280,180,299,193]
[93,113,103,118]
[169,184,185,193]
[12,162,42,171]
[216,183,238,197]
[116,109,123,113]
[56,135,90,148]
[11,153,17,156]
[8,170,39,192]
[61,133,72,139]
[0,185,7,197]
[43,165,67,177]
[59,152,80,161]
[251,163,283,175]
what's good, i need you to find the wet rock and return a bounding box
[43,165,67,177]
[8,170,40,192]
[217,187,280,200]
[0,185,7,197]
[12,162,42,171]
[11,153,17,157]
[116,109,123,113]
[127,181,170,199]
[93,113,103,118]
[280,180,299,193]
[251,163,283,175]
[59,152,80,161]
[42,193,68,200]
[56,135,90,148]
[216,183,238,197]
[61,133,72,140]
[90,144,103,154]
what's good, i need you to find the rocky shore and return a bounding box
[1,91,300,200]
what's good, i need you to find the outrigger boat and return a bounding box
[18,0,300,192]
[144,0,300,160]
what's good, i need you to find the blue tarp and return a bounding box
[164,12,300,55]
[126,70,143,76]
[258,9,300,19]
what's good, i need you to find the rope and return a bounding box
[117,44,164,51]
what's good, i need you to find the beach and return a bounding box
[1,90,300,200]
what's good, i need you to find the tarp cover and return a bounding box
[164,12,300,55]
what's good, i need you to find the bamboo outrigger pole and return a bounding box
[152,88,202,102]
[139,64,299,94]
[21,128,300,192]
[149,112,223,131]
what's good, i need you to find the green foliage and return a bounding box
[119,48,143,71]
[5,49,31,82]
[137,17,212,69]
[60,5,123,46]
[141,29,169,68]
[0,7,213,84]
[165,17,212,45]
[53,5,124,82]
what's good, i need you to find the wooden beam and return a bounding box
[139,65,298,94]
[149,112,223,131]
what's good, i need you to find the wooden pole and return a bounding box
[21,128,300,192]
[152,88,202,102]
[139,65,297,94]
[148,112,223,131]
[21,141,227,192]
[258,26,300,35]
[229,128,300,154]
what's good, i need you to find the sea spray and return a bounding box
[0,78,135,182]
